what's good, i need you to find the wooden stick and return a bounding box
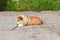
[10,24,18,31]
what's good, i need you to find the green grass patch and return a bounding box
[0,0,7,10]
[1,0,60,11]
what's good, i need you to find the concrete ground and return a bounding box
[0,11,60,40]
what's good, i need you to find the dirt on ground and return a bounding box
[0,11,60,40]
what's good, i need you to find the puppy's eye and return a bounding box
[17,19,20,22]
[19,22,21,23]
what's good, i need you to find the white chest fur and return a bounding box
[17,22,23,27]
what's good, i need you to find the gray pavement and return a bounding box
[0,11,60,40]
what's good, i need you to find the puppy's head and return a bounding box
[16,14,24,22]
[16,14,25,26]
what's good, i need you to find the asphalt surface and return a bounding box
[0,11,60,40]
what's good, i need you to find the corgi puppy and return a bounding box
[16,14,43,26]
[16,14,28,26]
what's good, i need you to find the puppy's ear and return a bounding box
[16,14,20,19]
[21,15,25,18]
[16,14,20,22]
[16,14,19,17]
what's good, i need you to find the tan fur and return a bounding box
[16,14,43,26]
[28,16,43,25]
[22,16,28,26]
[16,14,23,22]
